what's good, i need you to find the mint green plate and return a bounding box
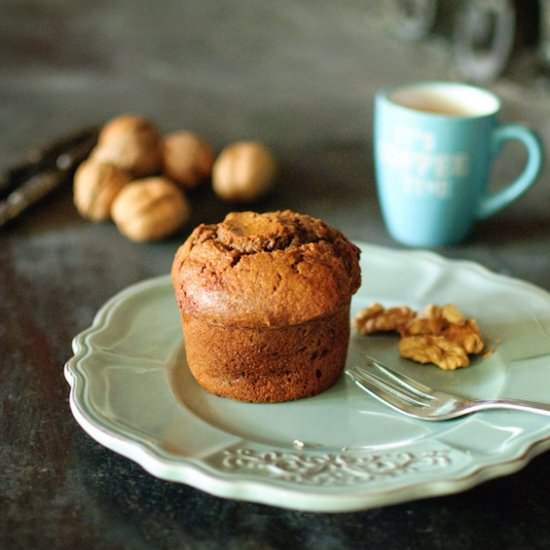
[65,243,550,512]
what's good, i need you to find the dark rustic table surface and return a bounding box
[2,2,550,549]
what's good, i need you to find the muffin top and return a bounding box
[172,210,361,326]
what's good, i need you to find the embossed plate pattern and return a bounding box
[65,243,550,512]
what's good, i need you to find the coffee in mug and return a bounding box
[374,81,543,246]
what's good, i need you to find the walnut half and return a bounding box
[399,335,470,370]
[354,303,416,335]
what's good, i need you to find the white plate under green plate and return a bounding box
[65,242,550,512]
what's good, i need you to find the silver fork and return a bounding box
[345,356,550,421]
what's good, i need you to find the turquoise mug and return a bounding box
[374,81,543,246]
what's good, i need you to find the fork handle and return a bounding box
[474,399,550,416]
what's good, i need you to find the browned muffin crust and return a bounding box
[181,306,350,402]
[172,210,361,327]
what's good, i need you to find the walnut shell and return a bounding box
[162,131,214,190]
[111,177,190,242]
[212,141,276,202]
[93,114,162,176]
[73,159,130,221]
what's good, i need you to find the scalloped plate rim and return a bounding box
[65,242,550,512]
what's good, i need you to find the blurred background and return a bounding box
[2,4,550,177]
[1,0,550,268]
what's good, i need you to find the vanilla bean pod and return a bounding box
[0,126,98,200]
[0,130,98,228]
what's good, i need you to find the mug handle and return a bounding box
[477,124,543,220]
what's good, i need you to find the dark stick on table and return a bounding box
[0,129,98,228]
[0,126,99,200]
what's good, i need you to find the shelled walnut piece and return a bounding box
[400,304,484,357]
[354,303,485,370]
[399,335,470,371]
[354,303,416,334]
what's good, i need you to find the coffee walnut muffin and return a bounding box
[171,210,361,403]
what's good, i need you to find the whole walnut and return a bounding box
[212,141,276,202]
[92,114,162,176]
[111,177,190,242]
[73,159,130,221]
[162,131,214,190]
